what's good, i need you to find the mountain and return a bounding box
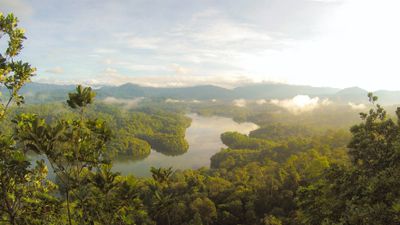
[233,83,339,99]
[332,87,369,103]
[97,83,232,100]
[19,83,76,103]
[11,82,400,105]
[98,83,340,100]
[374,90,400,105]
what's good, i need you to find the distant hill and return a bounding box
[232,83,339,99]
[97,83,232,100]
[19,83,76,103]
[332,87,369,103]
[374,90,400,105]
[12,82,400,105]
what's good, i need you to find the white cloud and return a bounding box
[126,37,161,50]
[85,68,254,88]
[105,67,118,74]
[121,64,165,72]
[187,19,273,47]
[170,64,191,75]
[167,9,287,60]
[113,33,161,49]
[233,99,247,107]
[102,97,144,109]
[165,98,184,103]
[102,9,287,80]
[270,95,325,113]
[102,58,113,65]
[45,67,64,74]
[348,102,366,110]
[93,48,118,54]
[100,58,167,72]
[1,0,33,18]
[256,99,267,105]
[321,98,332,106]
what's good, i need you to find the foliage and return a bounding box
[221,131,276,150]
[0,13,57,225]
[2,12,398,225]
[297,94,400,224]
[0,13,36,118]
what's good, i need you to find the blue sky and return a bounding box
[1,0,400,90]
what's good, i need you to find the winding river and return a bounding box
[112,114,259,177]
[29,114,258,177]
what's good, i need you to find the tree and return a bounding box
[262,215,282,225]
[15,85,114,224]
[0,13,59,225]
[297,94,400,224]
[0,13,35,119]
[190,197,217,225]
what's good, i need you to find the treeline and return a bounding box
[0,102,191,159]
[158,97,400,131]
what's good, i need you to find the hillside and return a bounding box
[16,82,400,105]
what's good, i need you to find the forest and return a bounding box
[0,103,191,159]
[1,13,400,225]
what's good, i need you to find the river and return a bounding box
[29,114,259,177]
[112,114,258,177]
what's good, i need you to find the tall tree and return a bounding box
[15,85,112,224]
[297,94,400,224]
[0,13,59,225]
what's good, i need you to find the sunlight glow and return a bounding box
[239,0,400,91]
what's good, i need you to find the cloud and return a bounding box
[321,98,332,106]
[102,97,144,109]
[170,64,191,75]
[180,14,274,49]
[84,68,254,88]
[95,9,292,81]
[165,98,184,103]
[270,95,329,113]
[112,33,161,49]
[124,64,167,72]
[101,59,167,72]
[127,37,160,50]
[1,0,34,18]
[102,58,113,65]
[233,99,247,107]
[93,48,118,54]
[256,99,267,105]
[21,0,369,90]
[348,102,366,110]
[45,67,64,74]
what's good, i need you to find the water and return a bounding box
[112,114,258,177]
[28,114,258,177]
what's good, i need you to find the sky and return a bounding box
[1,0,400,91]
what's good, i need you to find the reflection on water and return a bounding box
[112,114,259,177]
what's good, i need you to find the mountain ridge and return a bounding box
[16,82,400,105]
